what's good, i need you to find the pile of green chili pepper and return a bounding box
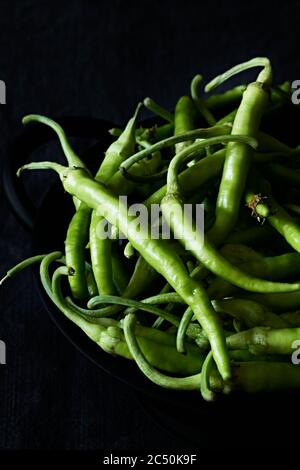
[3,57,300,400]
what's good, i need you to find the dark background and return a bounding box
[0,0,300,451]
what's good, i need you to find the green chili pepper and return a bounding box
[204,84,246,110]
[19,160,232,381]
[206,58,272,245]
[267,196,300,253]
[226,326,300,355]
[0,254,46,286]
[208,252,300,299]
[174,96,198,153]
[90,105,142,296]
[64,204,91,299]
[22,115,91,300]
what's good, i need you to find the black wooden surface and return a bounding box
[1,0,300,451]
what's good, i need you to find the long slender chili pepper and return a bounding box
[226,326,300,355]
[22,115,87,170]
[206,57,273,245]
[18,160,232,381]
[97,103,142,183]
[22,115,91,300]
[267,196,300,253]
[208,252,300,300]
[204,84,246,110]
[89,105,142,296]
[65,204,91,299]
[0,254,46,285]
[174,96,198,153]
[89,210,114,296]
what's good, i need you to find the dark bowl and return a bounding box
[4,112,300,448]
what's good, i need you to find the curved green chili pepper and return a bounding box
[0,254,46,285]
[208,252,300,300]
[22,115,91,300]
[19,160,231,381]
[267,196,300,253]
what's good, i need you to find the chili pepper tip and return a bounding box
[0,274,9,286]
